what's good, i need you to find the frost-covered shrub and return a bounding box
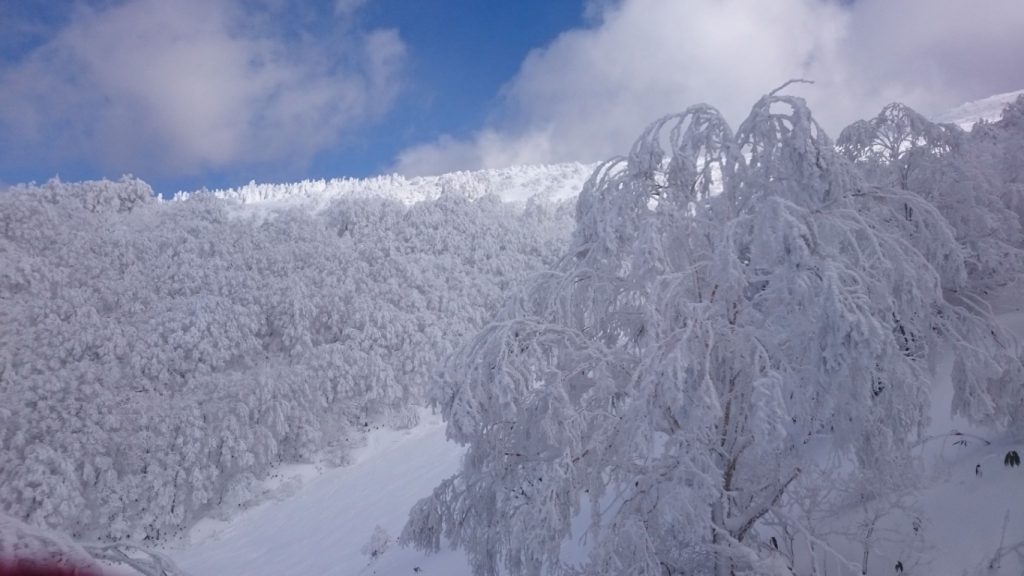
[404,91,1022,576]
[361,525,391,560]
[0,178,575,541]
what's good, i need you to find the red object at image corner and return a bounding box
[0,564,100,576]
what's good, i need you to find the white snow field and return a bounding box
[165,411,471,576]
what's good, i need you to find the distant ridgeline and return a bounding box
[0,171,580,542]
[172,162,597,207]
[933,88,1024,129]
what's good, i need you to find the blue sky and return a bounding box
[2,0,1023,195]
[309,0,588,183]
[0,0,587,192]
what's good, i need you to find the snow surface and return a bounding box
[164,410,470,576]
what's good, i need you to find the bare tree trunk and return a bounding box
[712,502,732,576]
[860,521,874,574]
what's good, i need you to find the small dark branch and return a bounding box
[913,429,991,448]
[987,511,1023,570]
[768,79,815,97]
[736,468,801,541]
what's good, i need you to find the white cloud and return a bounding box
[0,0,405,176]
[334,0,369,19]
[395,0,1024,176]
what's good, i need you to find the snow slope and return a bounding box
[165,411,469,576]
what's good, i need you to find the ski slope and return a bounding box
[165,411,470,576]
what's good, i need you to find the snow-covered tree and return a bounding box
[976,95,1024,242]
[838,103,1024,290]
[404,89,1022,575]
[836,103,959,190]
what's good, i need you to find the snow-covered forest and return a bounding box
[0,172,580,543]
[2,91,1024,576]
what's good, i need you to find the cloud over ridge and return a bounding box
[395,0,1024,176]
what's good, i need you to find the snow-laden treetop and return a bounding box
[172,162,597,208]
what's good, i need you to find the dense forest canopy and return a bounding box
[0,180,574,542]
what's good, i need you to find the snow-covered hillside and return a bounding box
[0,176,577,547]
[165,411,470,576]
[934,89,1024,128]
[169,90,1024,576]
[3,89,1024,576]
[173,163,595,208]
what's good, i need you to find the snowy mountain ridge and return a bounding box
[172,162,596,208]
[169,90,1023,212]
[933,88,1024,128]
